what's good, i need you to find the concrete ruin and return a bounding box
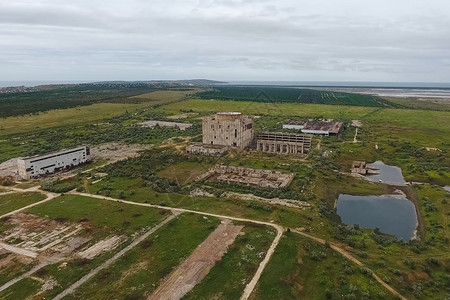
[255,132,312,155]
[139,120,193,131]
[196,164,294,188]
[186,143,228,156]
[202,112,254,148]
[351,161,378,175]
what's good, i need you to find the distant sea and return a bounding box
[0,80,94,88]
[1,80,450,89]
[228,81,450,89]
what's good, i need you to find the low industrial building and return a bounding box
[17,146,91,179]
[255,132,312,155]
[283,120,343,136]
[139,120,193,131]
[196,165,294,189]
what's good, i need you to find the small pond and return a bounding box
[336,194,417,241]
[366,161,406,186]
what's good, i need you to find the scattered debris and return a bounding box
[222,192,310,209]
[78,236,126,259]
[190,188,215,198]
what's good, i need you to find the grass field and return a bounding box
[66,213,220,299]
[0,192,46,216]
[184,224,275,299]
[0,277,42,300]
[26,194,168,234]
[157,161,213,185]
[250,231,396,300]
[0,89,200,137]
[156,99,378,120]
[382,97,450,111]
[0,103,147,136]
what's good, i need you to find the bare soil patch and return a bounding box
[149,222,243,300]
[90,143,152,164]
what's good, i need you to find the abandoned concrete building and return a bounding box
[196,165,294,189]
[17,146,90,179]
[202,112,254,148]
[255,132,312,155]
[283,120,343,136]
[186,112,254,156]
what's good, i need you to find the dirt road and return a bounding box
[149,223,243,300]
[0,188,59,219]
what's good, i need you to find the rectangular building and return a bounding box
[255,132,312,155]
[202,112,254,148]
[17,146,91,179]
[283,120,343,136]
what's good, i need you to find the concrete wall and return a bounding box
[202,112,253,148]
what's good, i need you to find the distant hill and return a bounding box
[174,79,227,85]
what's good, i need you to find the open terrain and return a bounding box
[0,85,449,299]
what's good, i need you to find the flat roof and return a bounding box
[303,121,343,134]
[20,146,87,162]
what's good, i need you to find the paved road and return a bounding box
[53,212,180,300]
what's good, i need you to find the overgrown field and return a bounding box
[65,213,220,299]
[251,231,397,299]
[0,194,169,299]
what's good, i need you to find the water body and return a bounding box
[444,186,450,193]
[336,194,417,241]
[366,161,406,186]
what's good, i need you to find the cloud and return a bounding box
[0,0,449,82]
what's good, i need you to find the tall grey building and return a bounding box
[202,112,254,148]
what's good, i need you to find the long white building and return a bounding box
[17,146,91,179]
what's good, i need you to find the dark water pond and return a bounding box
[366,161,406,186]
[336,194,417,241]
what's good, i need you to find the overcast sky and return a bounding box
[1,0,449,82]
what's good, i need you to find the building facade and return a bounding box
[255,132,312,155]
[202,112,254,148]
[17,146,91,179]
